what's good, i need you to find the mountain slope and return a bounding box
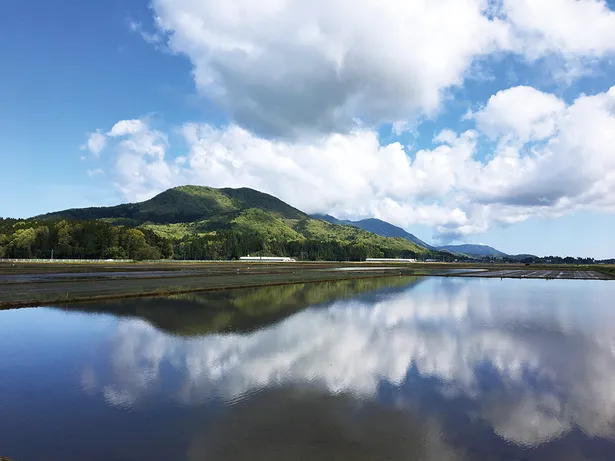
[40,185,307,224]
[437,244,507,257]
[312,214,341,225]
[312,214,434,250]
[38,186,430,255]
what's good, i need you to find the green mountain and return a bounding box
[40,185,305,226]
[437,244,507,258]
[312,214,435,250]
[38,185,430,256]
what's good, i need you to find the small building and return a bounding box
[365,258,417,263]
[239,256,296,262]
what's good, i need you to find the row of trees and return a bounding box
[0,218,433,262]
[175,232,426,261]
[3,218,609,263]
[0,219,169,260]
[466,255,607,264]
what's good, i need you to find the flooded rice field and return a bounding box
[0,270,201,283]
[2,275,615,460]
[460,269,611,280]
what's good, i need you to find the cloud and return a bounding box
[150,0,510,137]
[88,84,615,240]
[472,86,566,142]
[128,20,165,45]
[86,87,615,240]
[82,131,107,157]
[80,120,157,158]
[468,86,615,209]
[111,127,174,201]
[391,121,412,137]
[94,0,615,242]
[144,0,615,138]
[85,278,615,447]
[97,117,481,234]
[503,0,615,59]
[108,119,147,137]
[86,168,105,178]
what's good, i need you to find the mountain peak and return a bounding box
[437,244,507,257]
[39,185,308,224]
[311,214,435,250]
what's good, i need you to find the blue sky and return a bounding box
[2,0,615,258]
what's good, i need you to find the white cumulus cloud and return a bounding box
[503,0,615,59]
[85,85,615,240]
[473,86,566,142]
[150,0,510,137]
[145,0,615,137]
[108,119,148,137]
[83,0,615,240]
[468,86,615,209]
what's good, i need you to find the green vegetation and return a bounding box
[314,214,435,249]
[39,185,306,225]
[232,208,303,240]
[1,185,446,261]
[0,218,169,260]
[594,265,615,277]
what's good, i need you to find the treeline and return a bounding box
[4,218,607,264]
[476,255,605,264]
[0,219,170,260]
[0,218,440,262]
[174,232,427,261]
[524,256,598,265]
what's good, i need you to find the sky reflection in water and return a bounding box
[1,277,615,460]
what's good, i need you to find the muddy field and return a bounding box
[458,269,612,280]
[0,263,417,308]
[1,261,612,308]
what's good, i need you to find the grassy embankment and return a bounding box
[593,265,615,277]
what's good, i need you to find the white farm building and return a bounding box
[365,258,417,263]
[239,256,296,262]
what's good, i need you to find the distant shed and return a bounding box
[239,256,296,262]
[365,258,417,263]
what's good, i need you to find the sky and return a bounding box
[1,0,615,258]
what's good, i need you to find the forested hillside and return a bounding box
[312,214,434,249]
[0,186,447,261]
[0,218,169,260]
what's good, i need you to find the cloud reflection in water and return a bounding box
[84,278,615,448]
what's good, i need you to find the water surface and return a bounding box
[1,276,615,460]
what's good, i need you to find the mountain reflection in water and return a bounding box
[2,276,615,460]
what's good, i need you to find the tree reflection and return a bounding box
[63,276,422,335]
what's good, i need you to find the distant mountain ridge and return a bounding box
[437,244,507,257]
[311,214,435,250]
[310,214,515,258]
